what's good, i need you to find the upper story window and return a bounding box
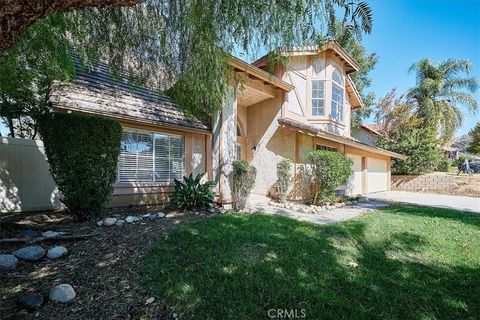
[331,68,344,121]
[311,80,325,116]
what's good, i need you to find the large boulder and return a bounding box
[49,284,76,303]
[18,292,44,311]
[12,246,45,262]
[0,254,18,270]
[47,246,68,260]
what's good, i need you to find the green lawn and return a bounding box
[141,205,480,319]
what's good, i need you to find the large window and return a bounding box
[311,80,325,116]
[117,129,184,183]
[331,68,344,121]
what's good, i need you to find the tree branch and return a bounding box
[0,0,144,51]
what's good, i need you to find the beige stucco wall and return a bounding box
[281,52,352,137]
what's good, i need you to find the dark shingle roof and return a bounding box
[49,62,210,132]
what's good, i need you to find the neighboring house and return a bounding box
[49,40,405,208]
[442,147,460,160]
[351,123,383,146]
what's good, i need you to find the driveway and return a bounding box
[366,191,480,213]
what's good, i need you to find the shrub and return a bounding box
[306,150,353,205]
[38,112,122,220]
[436,156,451,172]
[232,160,256,210]
[276,159,292,203]
[170,173,215,210]
[376,127,443,175]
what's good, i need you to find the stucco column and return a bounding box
[211,85,237,207]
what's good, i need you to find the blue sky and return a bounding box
[361,0,480,136]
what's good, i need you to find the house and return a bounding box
[351,123,383,146]
[49,41,405,208]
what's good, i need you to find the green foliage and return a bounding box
[1,1,373,132]
[276,159,293,203]
[170,173,215,211]
[467,122,480,155]
[233,160,257,210]
[38,112,122,220]
[0,15,74,138]
[407,58,479,144]
[436,156,451,172]
[306,150,353,205]
[376,127,443,175]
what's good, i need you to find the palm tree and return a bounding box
[406,59,479,145]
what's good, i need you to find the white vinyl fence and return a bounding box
[0,137,61,213]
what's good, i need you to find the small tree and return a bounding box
[306,150,353,205]
[276,159,292,203]
[467,122,480,155]
[39,112,122,220]
[376,127,443,175]
[232,160,256,210]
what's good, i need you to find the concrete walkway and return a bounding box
[365,191,480,213]
[246,194,387,225]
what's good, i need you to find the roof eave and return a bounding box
[278,118,407,160]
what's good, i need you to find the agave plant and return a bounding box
[170,173,216,210]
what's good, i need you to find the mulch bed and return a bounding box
[0,206,210,319]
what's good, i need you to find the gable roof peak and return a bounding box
[253,40,360,74]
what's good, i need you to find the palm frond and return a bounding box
[440,91,479,113]
[443,77,479,93]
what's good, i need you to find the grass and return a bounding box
[141,205,480,319]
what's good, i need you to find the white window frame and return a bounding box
[331,68,344,122]
[117,128,185,184]
[311,80,325,116]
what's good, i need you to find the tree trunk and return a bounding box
[7,117,15,138]
[0,0,144,51]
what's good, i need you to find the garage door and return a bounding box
[346,154,362,195]
[367,157,388,193]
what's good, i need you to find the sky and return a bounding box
[361,0,480,136]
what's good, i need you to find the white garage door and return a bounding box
[346,154,362,195]
[367,157,388,193]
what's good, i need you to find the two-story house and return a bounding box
[49,41,405,208]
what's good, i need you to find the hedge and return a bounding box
[39,112,122,220]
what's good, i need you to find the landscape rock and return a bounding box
[49,284,76,303]
[115,219,125,226]
[125,216,140,223]
[96,221,103,226]
[47,246,68,260]
[206,208,215,214]
[157,212,166,218]
[0,254,18,270]
[147,213,157,221]
[18,292,44,311]
[103,217,118,226]
[42,231,66,238]
[17,230,40,238]
[12,246,45,262]
[145,297,155,305]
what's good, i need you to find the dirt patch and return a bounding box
[0,206,211,319]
